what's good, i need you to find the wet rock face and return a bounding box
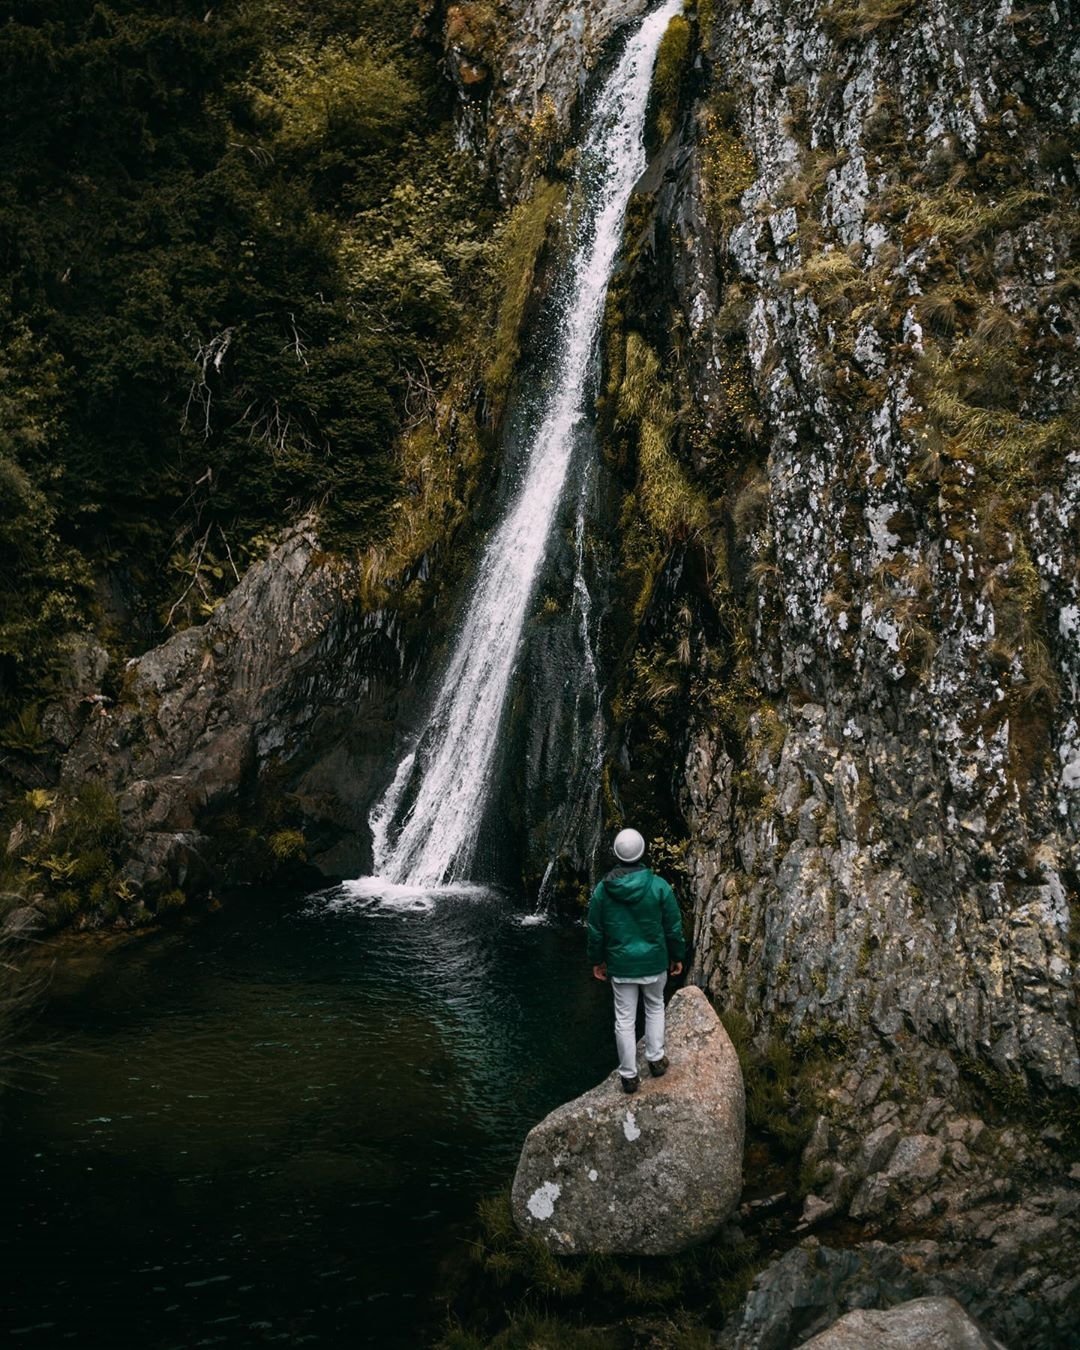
[673,0,1080,1096]
[454,0,651,197]
[511,986,745,1254]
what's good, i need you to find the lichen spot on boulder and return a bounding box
[526,1181,561,1221]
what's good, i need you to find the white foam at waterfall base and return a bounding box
[329,877,490,916]
[364,0,684,890]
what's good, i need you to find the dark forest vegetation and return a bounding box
[0,0,501,730]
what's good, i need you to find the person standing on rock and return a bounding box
[587,828,686,1095]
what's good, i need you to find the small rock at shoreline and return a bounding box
[800,1295,1004,1348]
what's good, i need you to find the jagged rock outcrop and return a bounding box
[511,986,745,1254]
[60,521,428,896]
[800,1295,1002,1349]
[443,0,652,197]
[719,1239,1053,1350]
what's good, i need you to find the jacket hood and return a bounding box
[603,864,652,905]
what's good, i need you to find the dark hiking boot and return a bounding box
[647,1056,669,1077]
[620,1074,640,1094]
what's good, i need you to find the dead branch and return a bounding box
[218,525,241,585]
[402,354,438,429]
[165,525,213,629]
[247,400,318,462]
[285,314,309,366]
[182,327,235,439]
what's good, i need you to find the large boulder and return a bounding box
[800,1296,1003,1349]
[511,985,744,1254]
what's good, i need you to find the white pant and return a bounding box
[612,972,667,1078]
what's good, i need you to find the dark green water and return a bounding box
[1,887,614,1347]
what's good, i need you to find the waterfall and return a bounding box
[368,0,682,890]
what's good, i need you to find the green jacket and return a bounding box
[586,864,686,978]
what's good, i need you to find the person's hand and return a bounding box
[592,963,608,981]
[669,961,683,976]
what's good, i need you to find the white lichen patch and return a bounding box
[527,1181,561,1221]
[866,501,902,564]
[1059,725,1080,793]
[623,1111,641,1141]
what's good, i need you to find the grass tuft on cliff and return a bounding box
[820,0,916,40]
[650,14,693,144]
[484,179,568,420]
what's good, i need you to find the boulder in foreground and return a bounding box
[511,985,745,1255]
[800,1295,1004,1349]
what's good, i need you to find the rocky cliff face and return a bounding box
[642,0,1078,1340]
[57,521,446,902]
[678,0,1079,1090]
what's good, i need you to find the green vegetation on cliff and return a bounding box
[0,0,499,724]
[649,13,692,144]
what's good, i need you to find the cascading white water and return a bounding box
[369,0,682,890]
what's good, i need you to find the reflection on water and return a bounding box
[1,887,613,1348]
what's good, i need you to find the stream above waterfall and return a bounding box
[1,888,613,1348]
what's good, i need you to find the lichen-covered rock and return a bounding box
[655,0,1080,1096]
[800,1296,1002,1350]
[659,0,1080,1095]
[511,986,744,1254]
